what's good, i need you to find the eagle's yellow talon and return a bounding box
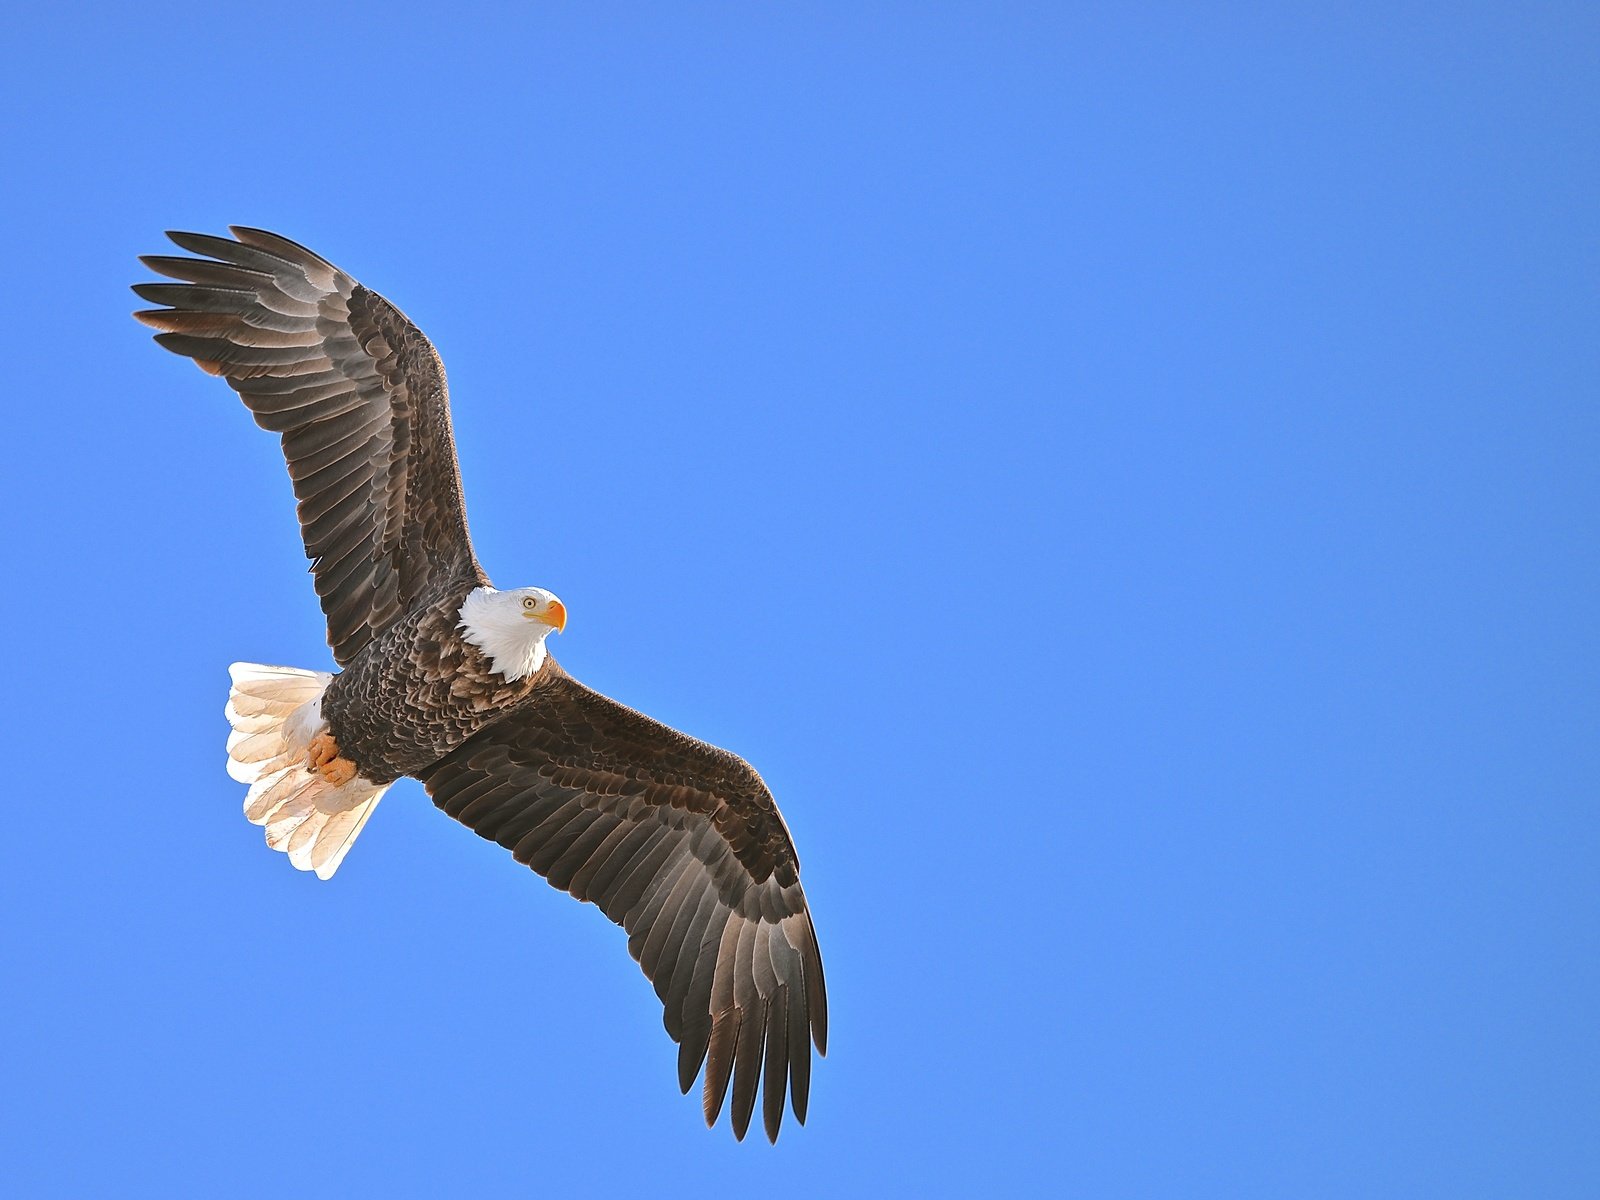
[306,732,354,784]
[320,756,358,787]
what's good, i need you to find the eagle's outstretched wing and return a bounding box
[419,665,828,1142]
[135,228,483,665]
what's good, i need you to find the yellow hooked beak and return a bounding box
[525,597,567,633]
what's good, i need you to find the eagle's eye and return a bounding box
[523,597,538,610]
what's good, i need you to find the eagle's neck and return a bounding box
[457,587,553,681]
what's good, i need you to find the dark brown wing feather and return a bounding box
[133,227,483,664]
[419,666,828,1142]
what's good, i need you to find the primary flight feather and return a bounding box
[133,227,826,1143]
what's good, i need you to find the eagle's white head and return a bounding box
[458,585,568,681]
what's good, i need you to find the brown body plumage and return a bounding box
[133,227,826,1142]
[318,584,540,783]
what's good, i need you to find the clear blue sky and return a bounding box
[2,4,1595,1196]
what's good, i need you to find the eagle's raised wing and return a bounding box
[419,666,828,1142]
[134,228,483,665]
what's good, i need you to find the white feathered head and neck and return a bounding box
[458,586,568,681]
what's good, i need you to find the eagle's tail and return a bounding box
[224,663,390,880]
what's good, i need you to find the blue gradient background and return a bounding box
[2,4,1596,1196]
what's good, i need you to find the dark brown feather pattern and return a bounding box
[136,228,827,1141]
[420,666,827,1142]
[134,227,484,665]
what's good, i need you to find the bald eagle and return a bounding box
[133,228,826,1143]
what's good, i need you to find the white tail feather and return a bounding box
[225,663,390,880]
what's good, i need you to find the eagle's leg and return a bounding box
[306,732,359,787]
